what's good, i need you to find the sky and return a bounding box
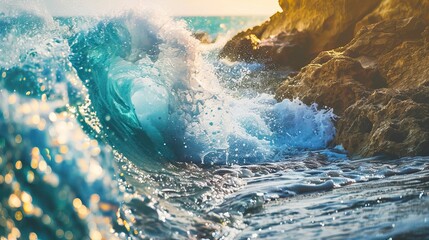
[41,0,281,16]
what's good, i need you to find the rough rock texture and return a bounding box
[221,0,429,70]
[356,0,429,32]
[276,17,427,115]
[220,30,312,69]
[221,0,429,158]
[336,87,429,157]
[276,17,429,158]
[275,50,386,114]
[220,0,381,68]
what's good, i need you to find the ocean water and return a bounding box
[0,2,428,240]
[178,16,269,39]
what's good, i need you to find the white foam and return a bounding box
[121,10,336,164]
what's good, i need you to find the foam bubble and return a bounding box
[117,11,337,164]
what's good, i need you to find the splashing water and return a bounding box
[1,2,428,240]
[67,10,336,166]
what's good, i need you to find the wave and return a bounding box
[2,3,429,240]
[67,11,336,166]
[0,4,336,167]
[0,5,336,238]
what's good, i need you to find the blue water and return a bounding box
[178,16,268,38]
[1,2,428,240]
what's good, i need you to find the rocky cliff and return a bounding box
[220,0,381,68]
[221,0,429,69]
[221,0,429,158]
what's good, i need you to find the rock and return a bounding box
[220,30,312,69]
[336,87,429,157]
[277,18,427,115]
[276,51,386,114]
[276,17,429,158]
[193,32,214,44]
[221,0,429,70]
[221,0,429,158]
[356,0,429,32]
[220,0,382,68]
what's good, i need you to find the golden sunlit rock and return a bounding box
[1,1,428,240]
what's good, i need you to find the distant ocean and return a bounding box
[178,16,269,37]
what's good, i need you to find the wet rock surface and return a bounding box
[336,87,429,158]
[221,0,429,69]
[220,0,381,69]
[220,30,313,69]
[276,18,427,113]
[276,17,429,158]
[222,0,429,158]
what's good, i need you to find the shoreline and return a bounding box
[219,0,429,159]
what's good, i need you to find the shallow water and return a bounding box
[0,2,428,240]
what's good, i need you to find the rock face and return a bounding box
[275,50,386,114]
[220,30,312,69]
[276,17,429,158]
[221,0,429,69]
[276,18,427,114]
[220,0,382,68]
[222,0,429,158]
[336,87,429,157]
[355,0,429,31]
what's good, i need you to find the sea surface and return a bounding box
[1,2,428,240]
